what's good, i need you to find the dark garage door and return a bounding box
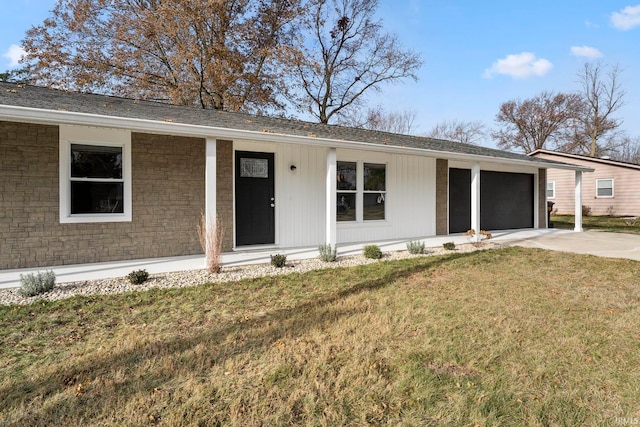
[449,168,534,233]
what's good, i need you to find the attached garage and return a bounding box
[449,168,534,233]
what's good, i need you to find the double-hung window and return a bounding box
[363,163,386,220]
[546,181,555,199]
[336,161,386,222]
[60,125,132,223]
[337,161,357,221]
[596,178,614,198]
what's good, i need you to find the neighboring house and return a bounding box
[0,83,590,271]
[531,149,640,216]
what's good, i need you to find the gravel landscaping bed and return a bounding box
[0,242,500,306]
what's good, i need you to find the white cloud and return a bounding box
[570,45,603,59]
[585,20,600,29]
[611,4,640,30]
[483,52,553,79]
[2,44,26,67]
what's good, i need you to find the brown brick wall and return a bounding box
[538,168,547,228]
[436,159,449,235]
[216,140,233,251]
[0,121,206,269]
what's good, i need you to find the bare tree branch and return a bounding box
[568,62,625,157]
[291,0,422,124]
[426,119,486,145]
[491,91,584,153]
[339,105,418,134]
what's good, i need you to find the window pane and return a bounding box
[71,182,124,214]
[363,193,385,220]
[337,162,357,190]
[337,192,356,221]
[546,182,554,198]
[240,158,269,178]
[71,144,123,179]
[597,179,612,189]
[364,163,385,191]
[597,179,613,197]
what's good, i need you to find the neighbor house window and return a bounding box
[336,161,386,222]
[60,125,132,223]
[546,181,555,199]
[596,178,614,198]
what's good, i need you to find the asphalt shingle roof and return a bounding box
[0,82,572,167]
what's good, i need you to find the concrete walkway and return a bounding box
[8,228,638,289]
[509,230,640,261]
[0,228,569,289]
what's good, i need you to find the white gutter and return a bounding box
[0,104,591,172]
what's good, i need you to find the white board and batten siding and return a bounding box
[335,149,436,244]
[233,141,437,248]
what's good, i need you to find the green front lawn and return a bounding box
[551,214,640,234]
[1,247,639,426]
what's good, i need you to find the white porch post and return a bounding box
[326,148,337,246]
[574,170,583,232]
[205,138,217,265]
[470,162,481,242]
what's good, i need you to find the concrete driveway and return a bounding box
[510,230,640,261]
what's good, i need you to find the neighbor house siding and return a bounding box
[0,121,205,269]
[535,152,640,216]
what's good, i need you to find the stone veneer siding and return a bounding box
[215,140,234,251]
[0,121,206,269]
[538,168,547,228]
[435,159,449,235]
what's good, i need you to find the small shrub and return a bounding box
[18,270,56,297]
[406,240,425,254]
[443,242,456,250]
[582,205,592,217]
[363,245,382,259]
[607,205,615,217]
[318,244,337,262]
[127,269,149,285]
[271,254,287,268]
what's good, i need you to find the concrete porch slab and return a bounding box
[0,229,570,289]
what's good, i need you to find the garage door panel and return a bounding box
[480,171,533,230]
[448,169,533,233]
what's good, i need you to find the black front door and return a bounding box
[235,151,275,246]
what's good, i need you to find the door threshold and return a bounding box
[233,244,279,252]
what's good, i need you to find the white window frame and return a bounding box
[336,160,387,223]
[337,160,358,222]
[596,178,614,198]
[546,180,555,199]
[59,125,132,223]
[362,162,386,222]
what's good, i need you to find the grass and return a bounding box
[1,247,640,426]
[551,214,640,234]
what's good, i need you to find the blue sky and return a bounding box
[1,0,639,146]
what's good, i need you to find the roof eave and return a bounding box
[0,104,590,171]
